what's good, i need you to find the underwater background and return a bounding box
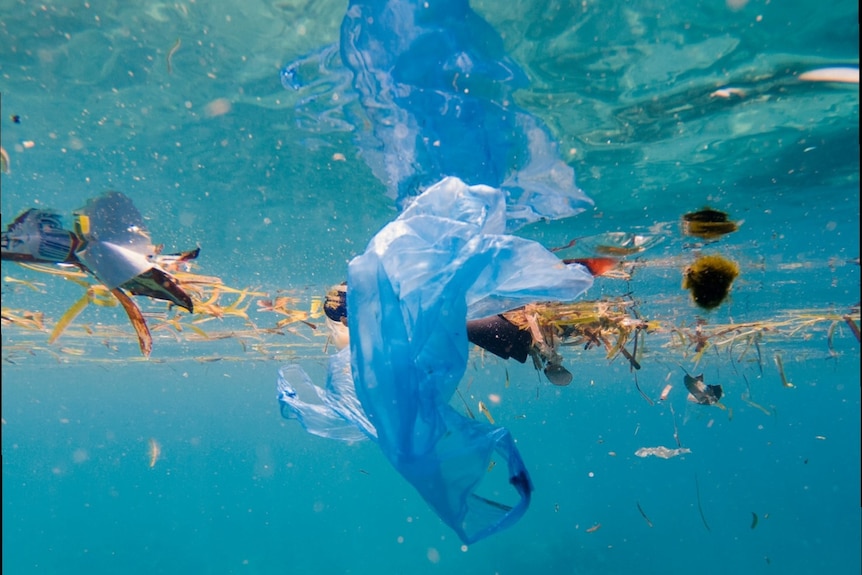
[1,0,859,573]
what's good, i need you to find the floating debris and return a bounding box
[843,315,861,342]
[636,501,654,528]
[456,389,475,420]
[682,254,740,309]
[466,313,532,363]
[257,296,317,330]
[659,383,673,401]
[669,403,682,447]
[563,257,622,278]
[741,389,773,416]
[683,372,723,405]
[750,511,759,530]
[682,207,739,239]
[323,282,348,324]
[166,37,181,74]
[551,232,663,257]
[585,523,601,533]
[694,474,711,532]
[500,299,653,384]
[204,98,232,118]
[709,86,747,99]
[148,438,161,468]
[774,354,795,388]
[634,446,692,459]
[478,400,495,424]
[798,67,859,84]
[112,287,153,357]
[543,362,573,387]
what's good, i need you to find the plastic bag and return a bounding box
[279,178,593,542]
[281,0,592,229]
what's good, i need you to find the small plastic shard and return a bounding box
[709,86,747,99]
[634,446,692,459]
[798,67,859,84]
[148,438,161,468]
[683,372,723,405]
[659,384,673,401]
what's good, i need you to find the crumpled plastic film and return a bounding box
[278,348,376,443]
[73,192,157,289]
[280,178,592,542]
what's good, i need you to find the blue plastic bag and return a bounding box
[278,0,596,543]
[282,0,592,229]
[340,0,593,228]
[279,178,593,542]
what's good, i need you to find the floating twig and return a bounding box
[636,501,654,528]
[694,473,711,532]
[166,37,181,74]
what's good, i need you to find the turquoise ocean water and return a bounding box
[1,1,859,573]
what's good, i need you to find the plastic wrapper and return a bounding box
[73,192,158,290]
[0,209,77,264]
[72,192,195,311]
[279,177,593,542]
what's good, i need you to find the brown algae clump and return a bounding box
[682,207,738,239]
[683,255,740,309]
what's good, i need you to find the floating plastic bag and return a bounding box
[282,0,592,229]
[278,0,596,543]
[339,0,592,228]
[279,178,593,542]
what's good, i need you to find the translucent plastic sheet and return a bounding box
[340,0,592,228]
[279,178,593,542]
[278,348,376,444]
[282,0,593,229]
